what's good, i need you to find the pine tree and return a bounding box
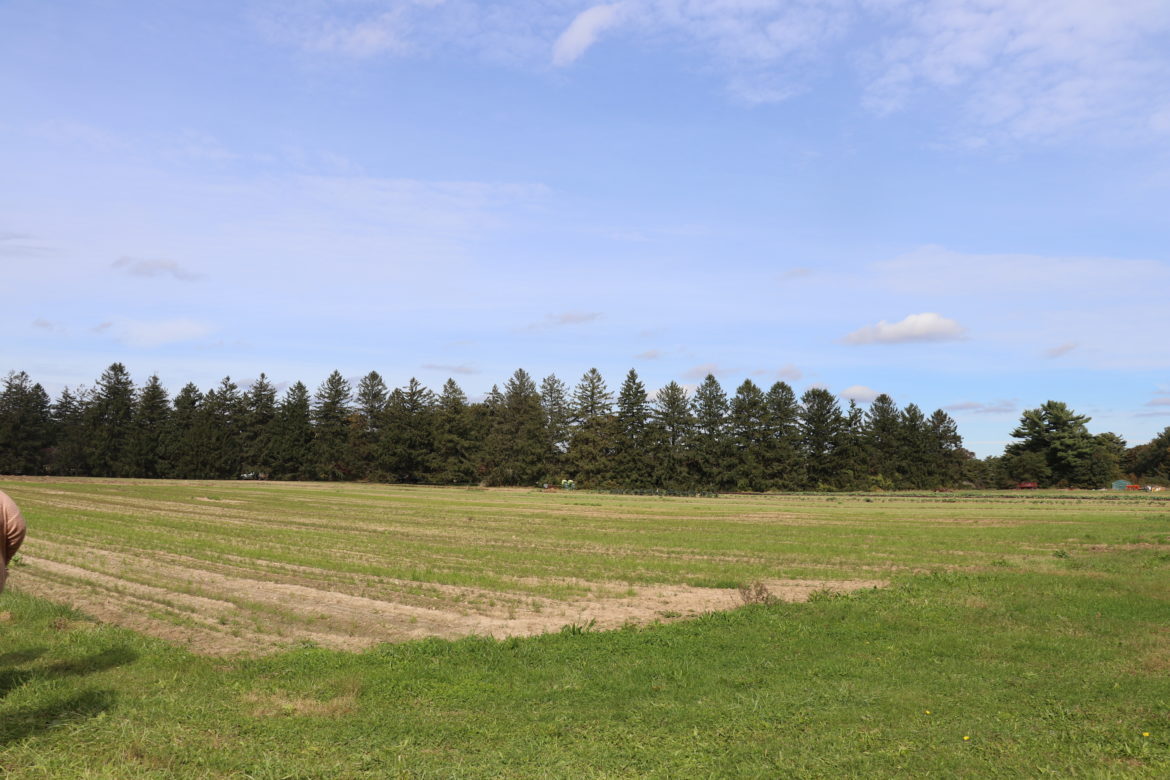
[614,369,653,489]
[486,369,547,486]
[312,371,353,481]
[650,381,693,490]
[863,394,901,489]
[49,385,92,476]
[728,379,768,491]
[897,403,931,489]
[762,382,803,490]
[204,377,244,478]
[539,374,571,479]
[833,400,868,491]
[272,382,313,480]
[926,409,965,488]
[87,363,137,477]
[381,378,435,483]
[351,371,388,480]
[568,369,615,487]
[691,374,730,491]
[165,383,212,478]
[130,374,171,478]
[0,371,54,475]
[433,379,474,484]
[241,374,278,478]
[799,387,843,489]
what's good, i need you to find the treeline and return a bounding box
[1,364,974,491]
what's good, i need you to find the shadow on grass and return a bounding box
[0,689,116,746]
[0,646,136,745]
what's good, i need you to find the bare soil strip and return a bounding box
[15,545,884,656]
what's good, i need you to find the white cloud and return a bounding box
[944,399,1018,415]
[840,384,879,403]
[524,311,604,330]
[862,0,1170,142]
[93,318,214,348]
[113,257,203,281]
[553,4,626,66]
[635,349,661,359]
[422,363,479,375]
[683,362,728,380]
[843,312,967,345]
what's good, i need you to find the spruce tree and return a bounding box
[130,374,171,478]
[799,387,843,489]
[728,379,768,491]
[351,371,388,479]
[381,378,435,483]
[691,374,730,491]
[486,369,547,486]
[650,381,693,490]
[272,382,313,480]
[568,369,615,486]
[862,394,901,489]
[241,374,278,478]
[433,379,474,484]
[762,382,803,490]
[614,369,653,489]
[0,370,54,475]
[50,385,92,476]
[87,363,137,477]
[539,374,571,479]
[312,371,353,481]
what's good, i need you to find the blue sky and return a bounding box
[3,0,1169,457]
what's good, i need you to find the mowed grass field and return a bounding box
[1,479,1169,777]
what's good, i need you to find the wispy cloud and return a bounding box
[683,362,729,379]
[553,4,626,66]
[525,311,604,331]
[91,318,214,348]
[32,318,66,334]
[840,384,879,403]
[0,232,52,258]
[945,399,1018,415]
[113,257,203,281]
[422,363,479,375]
[843,312,967,345]
[1044,342,1078,359]
[635,349,661,360]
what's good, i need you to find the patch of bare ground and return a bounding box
[12,543,886,656]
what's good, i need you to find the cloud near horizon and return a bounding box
[113,257,203,281]
[840,384,879,403]
[843,312,967,345]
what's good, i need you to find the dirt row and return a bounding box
[14,540,885,656]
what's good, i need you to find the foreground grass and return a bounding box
[2,481,1169,776]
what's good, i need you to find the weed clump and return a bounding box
[738,581,776,606]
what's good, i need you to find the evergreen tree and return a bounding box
[381,378,435,483]
[165,383,213,478]
[469,385,504,483]
[204,377,244,478]
[568,369,615,487]
[312,371,353,481]
[49,385,92,476]
[762,382,803,490]
[87,363,137,477]
[614,369,653,488]
[351,371,388,480]
[926,409,965,488]
[272,382,313,480]
[896,403,931,489]
[833,400,868,491]
[862,394,901,489]
[728,379,768,491]
[799,387,843,489]
[650,381,693,490]
[1005,401,1099,487]
[539,374,571,479]
[691,374,730,490]
[130,374,171,478]
[433,379,474,484]
[0,370,54,475]
[486,369,547,486]
[241,374,278,478]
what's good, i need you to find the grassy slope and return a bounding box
[2,481,1169,777]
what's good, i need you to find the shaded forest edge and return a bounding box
[1,365,1166,490]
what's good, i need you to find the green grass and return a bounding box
[2,479,1169,777]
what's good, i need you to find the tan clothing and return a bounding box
[1,490,27,593]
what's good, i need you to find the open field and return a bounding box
[2,478,1169,777]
